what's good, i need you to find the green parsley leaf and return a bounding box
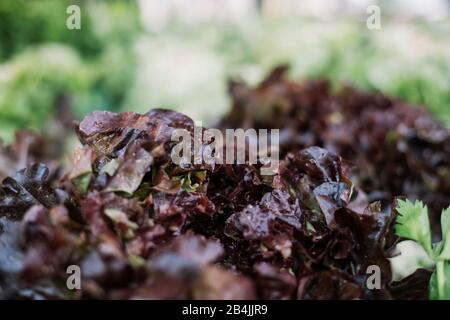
[437,207,450,260]
[395,199,432,255]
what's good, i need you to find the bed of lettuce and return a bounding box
[0,68,449,299]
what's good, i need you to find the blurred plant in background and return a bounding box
[0,0,449,142]
[0,0,140,141]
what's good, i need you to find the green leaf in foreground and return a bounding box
[394,200,450,300]
[395,199,432,255]
[437,207,450,260]
[441,207,450,241]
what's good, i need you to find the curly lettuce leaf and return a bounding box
[0,164,63,220]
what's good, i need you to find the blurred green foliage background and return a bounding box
[0,0,449,142]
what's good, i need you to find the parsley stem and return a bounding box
[436,260,445,300]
